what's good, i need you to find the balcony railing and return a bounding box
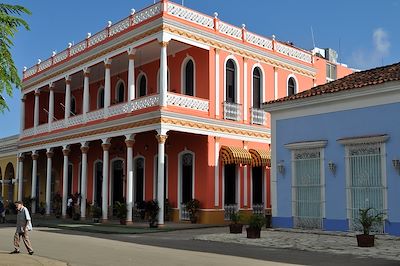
[250,108,267,125]
[224,204,238,221]
[180,203,190,221]
[21,93,209,139]
[223,101,241,121]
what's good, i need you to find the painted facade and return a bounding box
[12,0,352,224]
[0,135,18,204]
[265,62,400,235]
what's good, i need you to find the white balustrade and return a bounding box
[88,30,108,46]
[275,42,312,63]
[36,124,49,135]
[133,2,161,24]
[166,93,209,112]
[245,32,273,50]
[223,102,241,121]
[108,102,129,117]
[124,94,160,113]
[224,204,237,221]
[23,67,37,79]
[21,128,35,138]
[38,58,52,72]
[167,2,214,29]
[50,120,65,131]
[218,22,242,40]
[86,109,104,122]
[109,18,130,36]
[180,203,190,220]
[67,114,84,127]
[69,41,87,56]
[252,203,265,215]
[251,108,266,125]
[53,50,68,64]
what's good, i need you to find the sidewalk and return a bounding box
[30,216,224,234]
[0,251,67,266]
[195,228,400,261]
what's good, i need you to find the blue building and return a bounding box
[264,62,400,235]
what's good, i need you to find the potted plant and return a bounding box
[356,208,385,247]
[135,201,146,220]
[185,198,200,223]
[91,205,102,223]
[246,214,266,239]
[145,200,159,228]
[229,211,243,234]
[114,201,128,225]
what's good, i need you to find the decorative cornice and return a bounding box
[337,134,389,145]
[284,140,327,150]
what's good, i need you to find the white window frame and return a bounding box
[97,86,105,109]
[285,140,327,229]
[223,55,241,104]
[178,149,196,220]
[286,74,298,96]
[180,56,196,96]
[114,79,126,103]
[250,64,265,108]
[92,159,103,205]
[136,72,148,98]
[133,155,146,202]
[338,135,388,232]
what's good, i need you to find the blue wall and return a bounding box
[275,102,400,235]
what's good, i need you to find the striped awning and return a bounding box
[249,148,271,167]
[220,145,252,165]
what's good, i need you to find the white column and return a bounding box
[17,154,24,201]
[159,41,168,107]
[215,48,220,118]
[34,90,40,129]
[101,140,111,221]
[83,68,90,118]
[274,67,278,100]
[156,132,168,225]
[243,58,248,122]
[20,96,25,133]
[65,76,71,121]
[214,137,220,207]
[125,135,135,223]
[48,83,55,130]
[80,143,89,219]
[62,146,70,217]
[127,51,136,101]
[45,148,53,215]
[243,143,248,207]
[104,59,112,111]
[31,151,38,214]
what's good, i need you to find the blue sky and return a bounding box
[1,0,399,138]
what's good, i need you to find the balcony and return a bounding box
[223,102,241,121]
[22,93,209,139]
[250,108,267,126]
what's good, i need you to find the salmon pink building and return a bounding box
[15,0,352,224]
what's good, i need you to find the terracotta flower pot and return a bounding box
[356,234,375,247]
[246,227,261,239]
[229,223,243,234]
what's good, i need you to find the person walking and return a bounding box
[10,201,34,255]
[0,197,5,223]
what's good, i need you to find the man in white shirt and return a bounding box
[10,201,34,255]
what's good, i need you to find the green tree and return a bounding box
[0,4,30,112]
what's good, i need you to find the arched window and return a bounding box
[226,59,236,103]
[181,152,194,204]
[252,67,261,108]
[97,87,104,109]
[115,81,125,103]
[70,96,76,116]
[288,77,296,96]
[183,59,194,96]
[139,75,147,97]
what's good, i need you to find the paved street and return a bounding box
[0,224,398,265]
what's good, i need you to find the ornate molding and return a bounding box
[80,145,90,154]
[62,148,70,156]
[101,143,111,151]
[156,134,168,144]
[125,139,135,148]
[46,151,54,158]
[31,152,39,160]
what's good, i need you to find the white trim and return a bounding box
[243,60,248,122]
[136,71,148,97]
[114,79,126,103]
[215,49,220,117]
[338,135,389,145]
[133,155,145,202]
[274,68,278,100]
[153,154,168,199]
[110,157,125,206]
[92,159,103,205]
[78,162,82,194]
[285,140,328,150]
[271,116,277,216]
[180,55,196,96]
[223,55,241,104]
[250,64,265,108]
[286,74,298,96]
[97,86,105,109]
[68,162,74,196]
[214,139,220,207]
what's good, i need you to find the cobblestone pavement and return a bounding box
[195,228,400,261]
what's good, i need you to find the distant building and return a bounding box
[7,0,352,224]
[264,62,400,235]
